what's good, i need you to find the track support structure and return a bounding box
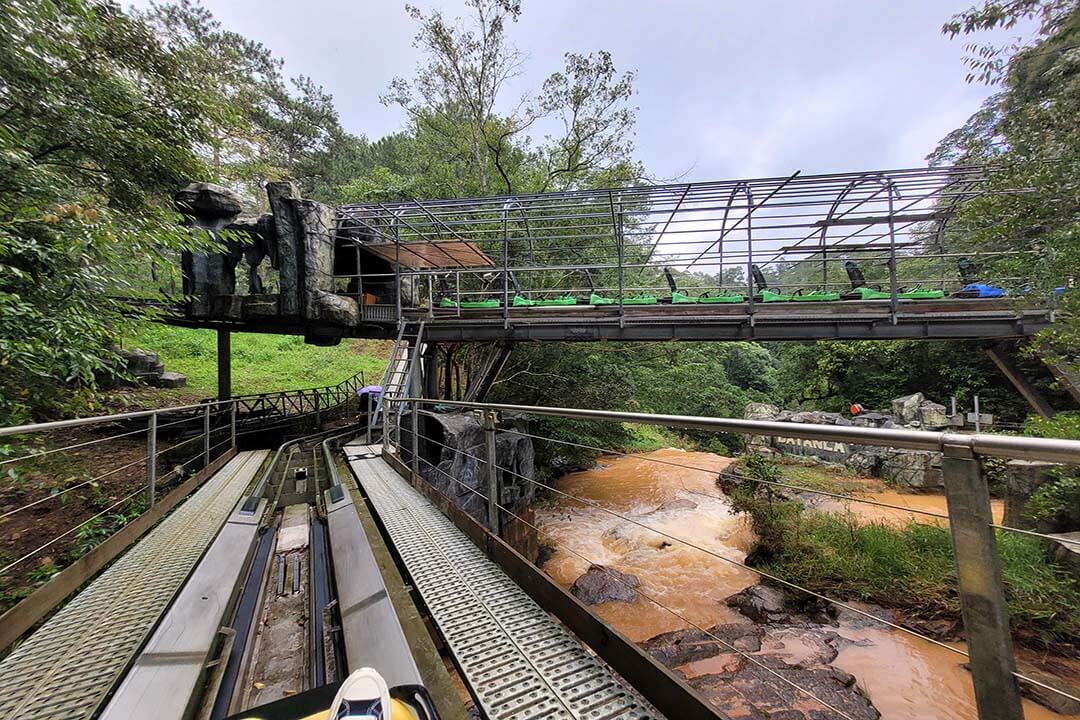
[941,442,1023,720]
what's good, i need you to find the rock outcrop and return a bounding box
[641,585,882,720]
[570,565,640,605]
[114,348,186,388]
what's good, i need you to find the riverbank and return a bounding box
[534,448,1080,719]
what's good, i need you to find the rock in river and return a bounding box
[570,564,640,605]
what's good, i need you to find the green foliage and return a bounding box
[0,0,233,424]
[725,469,1080,647]
[1021,411,1080,523]
[769,340,1055,418]
[935,1,1080,370]
[622,423,688,453]
[122,322,388,397]
[488,341,773,473]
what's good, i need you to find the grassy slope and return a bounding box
[728,457,1080,649]
[120,322,390,398]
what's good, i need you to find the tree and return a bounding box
[384,1,640,196]
[138,0,282,187]
[385,0,525,194]
[0,0,230,423]
[934,0,1080,369]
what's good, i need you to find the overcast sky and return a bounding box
[134,0,1027,184]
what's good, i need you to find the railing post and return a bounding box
[382,399,390,454]
[482,410,500,535]
[315,391,322,427]
[146,412,157,506]
[411,400,419,478]
[230,400,237,449]
[203,403,211,468]
[410,354,419,479]
[887,182,899,322]
[941,441,1023,720]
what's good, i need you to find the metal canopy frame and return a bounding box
[333,165,1030,316]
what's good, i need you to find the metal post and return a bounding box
[146,412,157,506]
[427,275,434,319]
[410,354,419,479]
[216,329,231,400]
[887,182,899,321]
[382,399,390,454]
[315,391,322,427]
[482,410,500,535]
[203,403,211,468]
[941,442,1023,720]
[502,211,510,326]
[411,399,419,478]
[974,395,982,433]
[230,400,237,449]
[394,218,402,322]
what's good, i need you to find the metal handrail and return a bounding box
[388,397,1080,464]
[2,372,367,440]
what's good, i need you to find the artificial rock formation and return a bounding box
[176,180,358,329]
[398,410,536,531]
[744,396,952,489]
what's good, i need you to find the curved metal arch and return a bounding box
[687,179,755,271]
[814,173,901,291]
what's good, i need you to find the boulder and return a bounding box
[745,403,781,421]
[316,291,359,326]
[917,400,949,429]
[1004,459,1075,532]
[570,564,640,605]
[726,584,793,624]
[851,412,889,428]
[891,392,925,424]
[642,623,763,666]
[689,656,880,720]
[174,182,243,222]
[152,371,187,389]
[880,450,943,489]
[403,411,535,530]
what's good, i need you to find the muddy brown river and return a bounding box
[535,448,1075,720]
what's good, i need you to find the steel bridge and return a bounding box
[2,358,1079,720]
[169,165,1065,345]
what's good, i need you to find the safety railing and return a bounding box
[383,396,1080,720]
[202,370,366,437]
[0,375,365,649]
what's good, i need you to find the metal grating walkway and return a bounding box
[0,450,269,720]
[347,447,660,720]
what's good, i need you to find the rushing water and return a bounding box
[535,448,1076,720]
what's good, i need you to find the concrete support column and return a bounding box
[217,329,231,400]
[941,442,1023,720]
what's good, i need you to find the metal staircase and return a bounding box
[369,321,425,438]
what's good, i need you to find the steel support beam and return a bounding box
[217,329,231,400]
[983,342,1056,419]
[1041,356,1080,405]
